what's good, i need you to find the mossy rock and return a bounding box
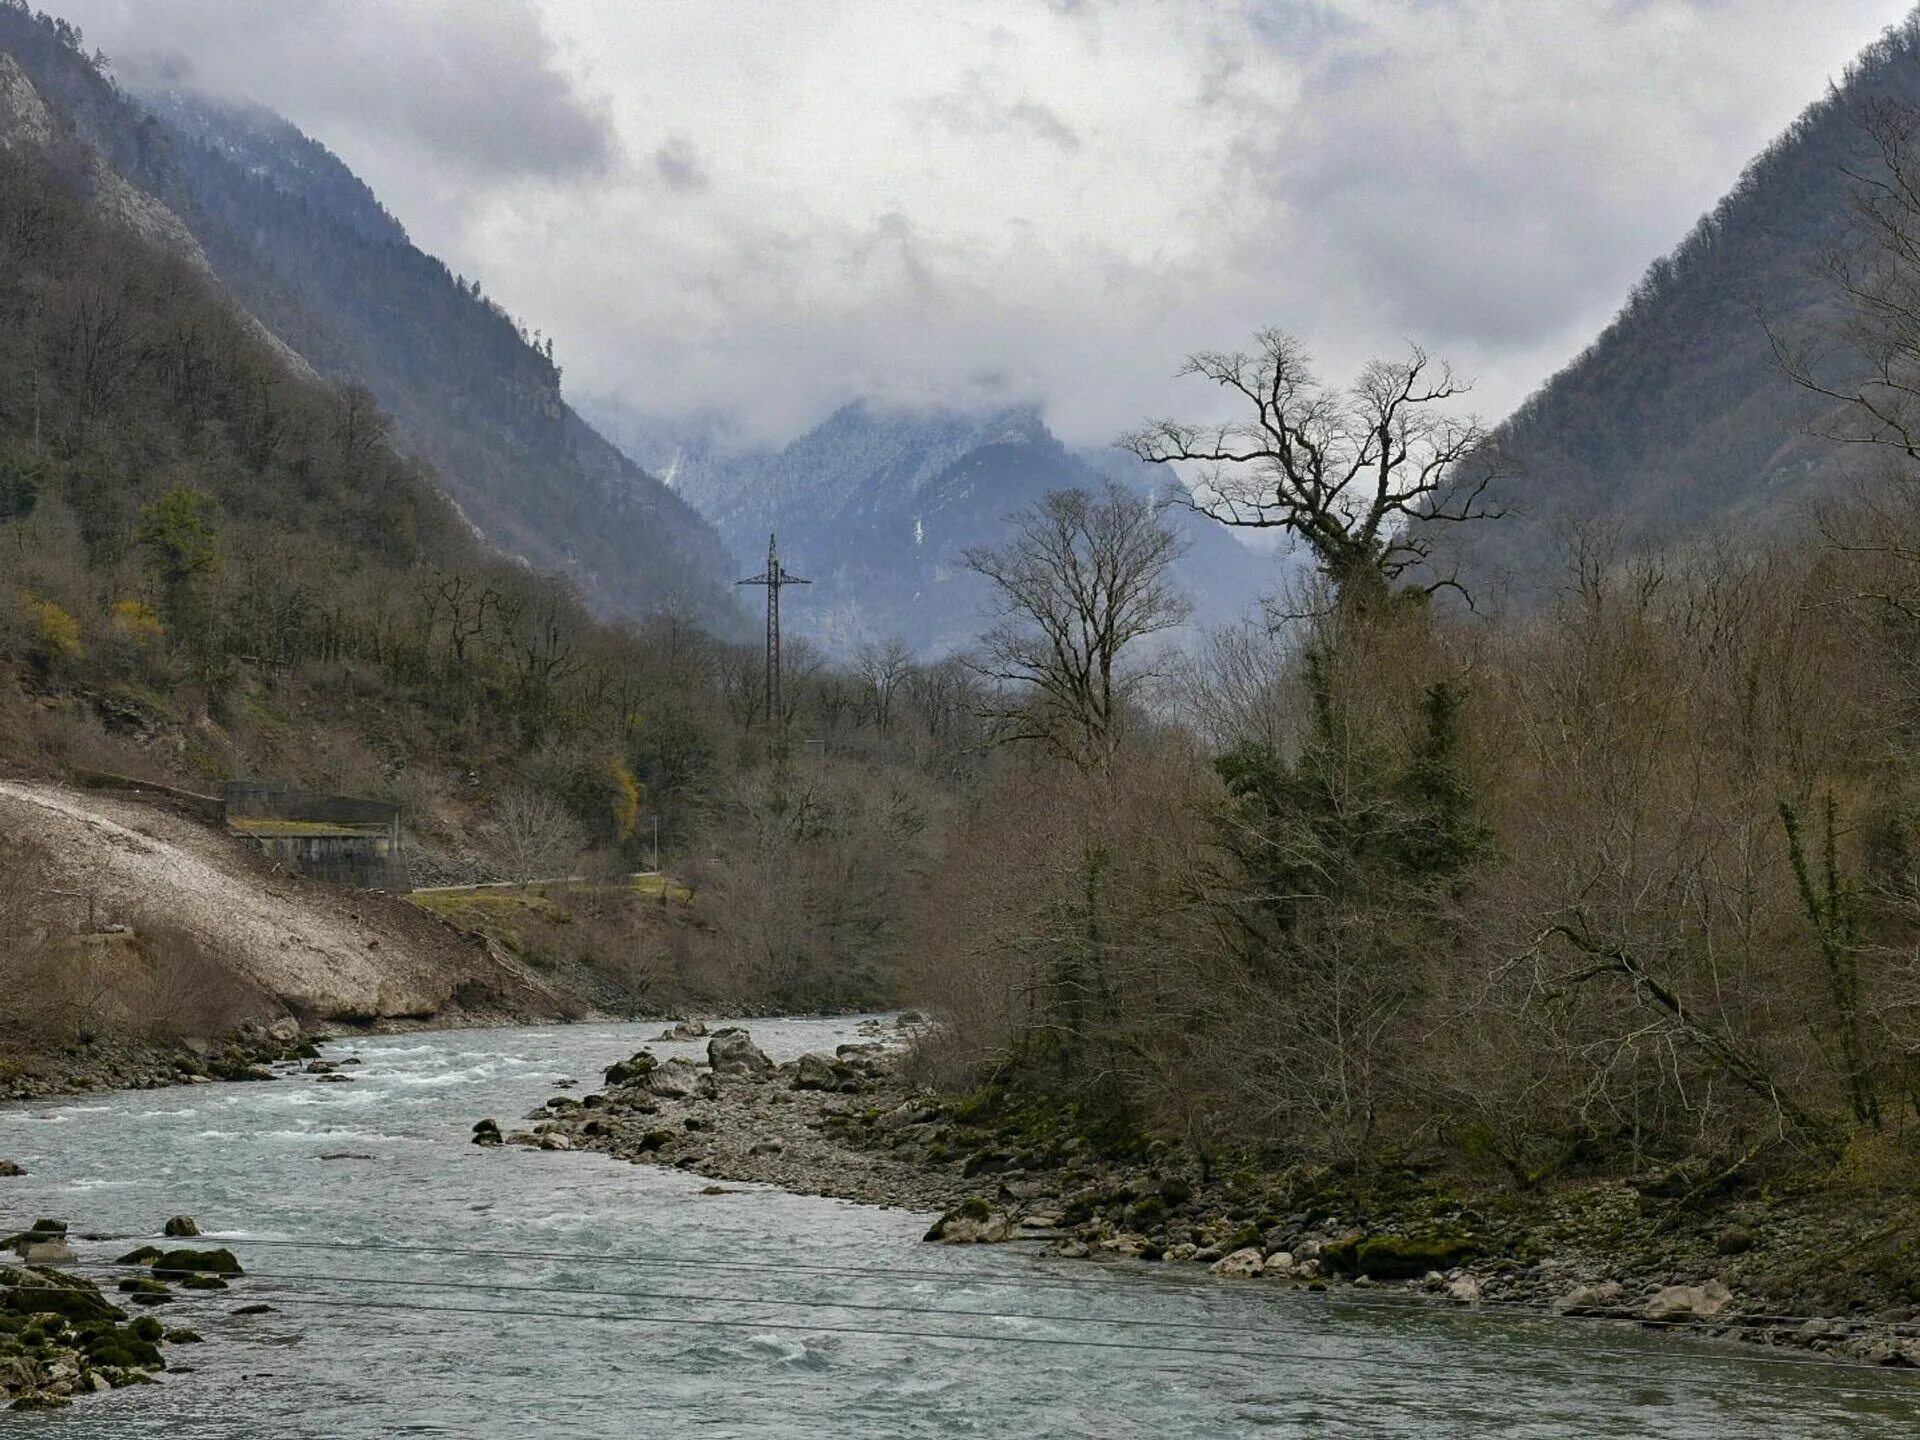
[1327,1233,1482,1280]
[164,1328,203,1344]
[150,1247,243,1278]
[179,1274,228,1291]
[1220,1225,1264,1255]
[955,1197,992,1221]
[128,1316,165,1343]
[1129,1196,1168,1228]
[603,1052,658,1086]
[2,1274,121,1323]
[1159,1178,1194,1208]
[115,1246,163,1267]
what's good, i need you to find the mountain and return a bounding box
[1427,17,1920,603]
[592,399,1283,658]
[0,7,746,635]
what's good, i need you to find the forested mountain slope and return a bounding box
[0,4,745,634]
[1428,16,1920,602]
[599,400,1280,657]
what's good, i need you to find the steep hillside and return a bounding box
[600,400,1280,657]
[0,4,745,635]
[1428,16,1920,602]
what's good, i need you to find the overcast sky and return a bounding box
[49,0,1918,449]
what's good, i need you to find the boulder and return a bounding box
[644,1058,705,1099]
[603,1051,658,1087]
[708,1029,775,1077]
[19,1238,75,1265]
[0,1161,23,1178]
[926,1201,1013,1244]
[1209,1247,1265,1278]
[472,1119,503,1147]
[657,1019,708,1041]
[1643,1279,1732,1322]
[1447,1274,1483,1306]
[1552,1281,1625,1315]
[151,1247,242,1277]
[162,1216,200,1238]
[538,1133,573,1151]
[1261,1251,1295,1277]
[792,1052,844,1091]
[266,1016,300,1044]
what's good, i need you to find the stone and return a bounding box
[603,1051,658,1086]
[708,1029,775,1077]
[1209,1247,1265,1278]
[1643,1280,1732,1322]
[314,1073,353,1084]
[151,1247,242,1277]
[0,1161,23,1177]
[927,1202,1013,1244]
[472,1119,503,1146]
[539,1133,573,1151]
[1262,1251,1296,1277]
[266,1017,299,1043]
[1447,1275,1483,1306]
[163,1216,200,1238]
[20,1239,74,1265]
[1552,1281,1624,1315]
[644,1058,704,1099]
[657,1019,709,1041]
[792,1052,842,1091]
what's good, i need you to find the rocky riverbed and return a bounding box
[479,1022,1920,1375]
[0,1018,325,1106]
[0,1219,235,1411]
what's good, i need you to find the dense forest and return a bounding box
[12,0,1920,1308]
[0,33,999,1045]
[0,2,745,635]
[1425,16,1920,606]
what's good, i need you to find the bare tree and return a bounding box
[489,787,585,883]
[963,483,1190,769]
[854,637,915,734]
[1119,329,1506,603]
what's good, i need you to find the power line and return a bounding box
[68,1259,1920,1385]
[114,1234,1920,1338]
[9,1279,1917,1404]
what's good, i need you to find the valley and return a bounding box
[8,0,1920,1433]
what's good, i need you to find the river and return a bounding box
[2,1018,1917,1438]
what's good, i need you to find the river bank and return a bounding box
[488,1024,1920,1375]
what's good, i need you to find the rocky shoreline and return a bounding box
[0,1218,239,1411]
[478,1023,1920,1375]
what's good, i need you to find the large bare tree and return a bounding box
[1119,329,1505,602]
[964,483,1190,769]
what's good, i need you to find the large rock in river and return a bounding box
[644,1058,709,1099]
[708,1029,774,1077]
[1643,1279,1732,1321]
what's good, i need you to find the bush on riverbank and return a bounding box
[898,518,1920,1243]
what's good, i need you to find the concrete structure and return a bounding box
[221,780,406,890]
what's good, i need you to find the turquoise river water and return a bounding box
[2,1018,1918,1438]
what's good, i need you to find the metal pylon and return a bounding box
[736,533,810,730]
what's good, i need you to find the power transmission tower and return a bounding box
[736,533,810,731]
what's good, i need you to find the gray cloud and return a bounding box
[38,0,1914,452]
[69,0,614,182]
[654,133,709,193]
[922,76,1082,150]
